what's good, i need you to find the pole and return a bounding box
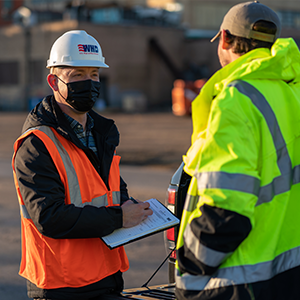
[23,26,31,111]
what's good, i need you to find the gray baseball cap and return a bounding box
[211,1,281,43]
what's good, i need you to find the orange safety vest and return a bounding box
[12,125,129,289]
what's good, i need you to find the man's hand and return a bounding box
[121,199,153,228]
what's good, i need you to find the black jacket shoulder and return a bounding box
[14,95,128,240]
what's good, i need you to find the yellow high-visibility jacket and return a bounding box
[176,38,300,300]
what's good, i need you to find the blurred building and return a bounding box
[0,0,299,111]
[180,0,300,41]
[0,0,23,26]
[181,0,300,29]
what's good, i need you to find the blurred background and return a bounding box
[1,0,300,115]
[1,1,300,298]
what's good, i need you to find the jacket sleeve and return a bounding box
[120,176,129,204]
[178,87,260,276]
[14,134,123,239]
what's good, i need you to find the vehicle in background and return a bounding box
[98,162,191,299]
[164,162,191,283]
[70,163,189,300]
[118,163,191,299]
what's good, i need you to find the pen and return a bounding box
[130,197,139,204]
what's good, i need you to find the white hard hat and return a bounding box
[46,30,109,68]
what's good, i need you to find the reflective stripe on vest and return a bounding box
[20,204,30,219]
[176,244,300,291]
[183,222,232,267]
[183,194,199,212]
[194,80,300,207]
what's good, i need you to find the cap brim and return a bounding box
[210,31,221,43]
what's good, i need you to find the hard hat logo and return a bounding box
[78,44,99,54]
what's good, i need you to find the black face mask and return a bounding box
[56,76,101,112]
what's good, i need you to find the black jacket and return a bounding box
[14,96,128,299]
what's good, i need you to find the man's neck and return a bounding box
[57,102,87,131]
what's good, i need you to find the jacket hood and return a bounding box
[214,38,300,91]
[22,95,119,149]
[190,38,300,144]
[22,95,60,133]
[183,38,300,176]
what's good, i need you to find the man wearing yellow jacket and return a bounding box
[176,2,300,300]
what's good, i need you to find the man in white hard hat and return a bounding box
[175,1,300,300]
[12,30,153,300]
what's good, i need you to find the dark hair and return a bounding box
[226,20,277,54]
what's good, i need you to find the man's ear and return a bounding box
[47,74,58,91]
[220,29,231,50]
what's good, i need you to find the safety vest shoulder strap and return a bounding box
[14,125,120,208]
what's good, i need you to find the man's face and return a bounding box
[56,66,100,83]
[52,66,100,108]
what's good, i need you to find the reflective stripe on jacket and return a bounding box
[176,38,300,299]
[12,125,129,289]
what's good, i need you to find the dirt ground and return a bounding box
[109,111,193,168]
[0,111,192,168]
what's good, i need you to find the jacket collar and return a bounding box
[22,95,119,151]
